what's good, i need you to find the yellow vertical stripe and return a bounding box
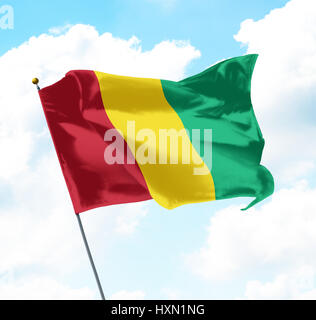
[95,71,215,209]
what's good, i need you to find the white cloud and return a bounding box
[114,205,148,235]
[0,24,200,298]
[0,153,80,274]
[48,24,73,35]
[0,274,95,300]
[279,160,315,184]
[110,290,146,300]
[243,266,316,300]
[0,128,33,179]
[186,181,316,281]
[161,288,182,299]
[234,0,316,180]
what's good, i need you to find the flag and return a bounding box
[39,54,274,214]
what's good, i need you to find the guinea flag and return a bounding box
[39,54,274,214]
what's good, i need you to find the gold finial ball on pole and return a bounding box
[32,78,40,90]
[32,78,39,85]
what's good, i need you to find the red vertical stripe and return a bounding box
[39,70,152,214]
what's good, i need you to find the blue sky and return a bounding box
[1,0,288,70]
[1,0,316,300]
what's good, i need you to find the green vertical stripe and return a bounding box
[161,54,274,209]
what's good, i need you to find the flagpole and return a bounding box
[33,78,106,301]
[76,214,106,300]
[32,77,40,90]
